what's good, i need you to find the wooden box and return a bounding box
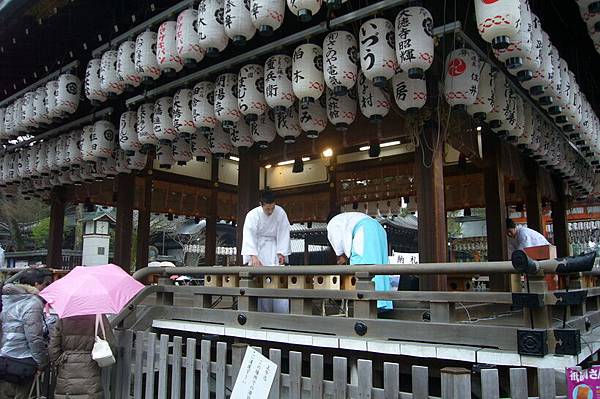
[204,275,222,287]
[523,245,557,261]
[447,277,472,292]
[222,275,239,288]
[262,275,288,289]
[313,275,340,290]
[341,275,357,290]
[288,275,313,289]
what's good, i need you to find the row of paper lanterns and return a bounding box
[0,73,81,141]
[85,4,434,103]
[575,0,600,55]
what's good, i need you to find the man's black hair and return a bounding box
[19,268,48,287]
[506,218,517,230]
[260,190,276,204]
[327,210,341,223]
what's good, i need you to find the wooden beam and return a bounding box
[482,132,509,291]
[551,176,570,257]
[114,173,135,272]
[415,122,447,291]
[46,187,66,268]
[524,158,543,233]
[335,152,415,173]
[236,147,260,265]
[205,156,218,266]
[151,169,237,193]
[136,172,152,270]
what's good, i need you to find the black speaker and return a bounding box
[517,329,548,357]
[554,329,581,355]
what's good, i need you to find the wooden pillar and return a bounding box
[483,132,509,291]
[136,172,152,270]
[551,176,570,257]
[236,147,260,265]
[524,159,543,233]
[328,157,338,265]
[415,122,447,291]
[47,187,66,268]
[205,155,219,266]
[114,173,135,272]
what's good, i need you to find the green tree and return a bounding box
[31,217,51,248]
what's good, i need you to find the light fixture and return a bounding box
[463,207,472,217]
[322,148,333,158]
[264,164,272,169]
[167,213,174,221]
[368,140,381,158]
[277,160,294,166]
[476,126,482,131]
[292,157,304,173]
[229,155,240,162]
[359,140,401,151]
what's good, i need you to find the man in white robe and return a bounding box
[241,190,291,313]
[507,218,550,256]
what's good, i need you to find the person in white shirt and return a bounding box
[0,244,4,268]
[241,190,291,313]
[327,212,393,311]
[507,218,550,255]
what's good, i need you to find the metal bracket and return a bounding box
[553,290,588,306]
[554,329,581,355]
[512,293,545,308]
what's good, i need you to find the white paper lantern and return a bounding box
[474,0,521,49]
[487,71,509,131]
[57,171,73,186]
[192,81,218,132]
[323,30,358,95]
[3,104,14,139]
[299,95,327,138]
[153,97,178,143]
[100,50,125,96]
[85,59,107,104]
[555,58,571,112]
[516,103,534,149]
[135,30,162,82]
[137,102,159,150]
[275,104,302,143]
[359,18,397,86]
[115,149,131,175]
[36,143,49,176]
[56,73,81,115]
[197,0,229,56]
[292,43,324,104]
[22,91,38,130]
[264,54,295,113]
[520,27,551,96]
[579,2,600,34]
[540,46,562,115]
[238,64,267,123]
[33,87,51,126]
[98,153,118,178]
[176,8,206,66]
[127,151,148,171]
[172,136,193,165]
[230,119,254,148]
[12,97,27,133]
[251,110,277,148]
[395,6,434,79]
[46,80,62,120]
[191,133,211,161]
[68,130,84,166]
[119,111,142,155]
[55,134,69,171]
[466,62,494,121]
[87,120,116,160]
[505,94,524,142]
[392,70,427,112]
[117,40,142,89]
[209,125,232,157]
[157,21,184,75]
[214,73,241,129]
[326,88,357,131]
[173,88,196,136]
[444,48,480,108]
[46,138,58,171]
[157,143,175,169]
[358,71,391,123]
[250,0,285,36]
[224,0,256,46]
[0,108,5,141]
[287,0,322,22]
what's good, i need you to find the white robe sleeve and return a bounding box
[276,208,292,256]
[241,209,259,258]
[327,217,346,257]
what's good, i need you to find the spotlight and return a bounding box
[292,157,304,173]
[322,148,333,158]
[463,207,472,217]
[167,213,174,221]
[368,140,381,158]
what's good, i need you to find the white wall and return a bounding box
[82,235,110,266]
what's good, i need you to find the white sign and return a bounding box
[230,347,277,399]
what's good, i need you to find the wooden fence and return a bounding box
[102,330,569,399]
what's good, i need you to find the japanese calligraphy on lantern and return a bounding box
[230,347,277,399]
[567,366,600,398]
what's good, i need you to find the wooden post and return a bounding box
[483,132,509,291]
[136,172,153,270]
[524,159,543,233]
[114,173,135,272]
[47,187,66,268]
[205,155,219,266]
[236,148,260,265]
[551,176,570,257]
[441,368,471,399]
[415,122,447,291]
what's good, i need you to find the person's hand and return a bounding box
[277,254,286,265]
[337,255,348,265]
[250,255,263,267]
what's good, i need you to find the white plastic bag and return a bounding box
[92,314,115,368]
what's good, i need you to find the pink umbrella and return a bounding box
[40,264,145,318]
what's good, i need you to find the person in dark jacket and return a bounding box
[49,314,116,399]
[0,268,50,399]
